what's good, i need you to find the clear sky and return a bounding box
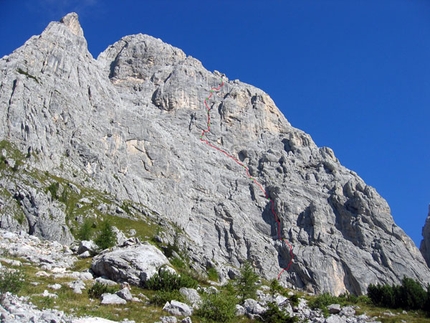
[1,0,429,247]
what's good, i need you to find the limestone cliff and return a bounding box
[420,205,430,267]
[0,13,429,295]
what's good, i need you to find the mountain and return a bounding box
[0,13,429,295]
[420,206,430,267]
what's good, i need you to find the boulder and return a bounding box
[79,251,92,258]
[163,300,193,316]
[100,293,127,305]
[328,304,342,314]
[235,304,246,316]
[179,288,201,307]
[78,240,99,256]
[116,287,133,301]
[95,277,117,286]
[160,317,177,323]
[243,299,267,315]
[340,306,355,316]
[91,243,170,286]
[68,280,86,294]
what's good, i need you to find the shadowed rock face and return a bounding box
[0,12,429,295]
[420,206,430,267]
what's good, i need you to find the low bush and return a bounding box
[149,290,185,306]
[308,292,339,310]
[195,292,237,323]
[88,282,117,299]
[259,302,297,323]
[0,269,26,300]
[145,269,197,291]
[289,294,300,307]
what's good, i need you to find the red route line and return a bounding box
[199,78,294,279]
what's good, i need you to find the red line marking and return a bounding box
[199,78,294,279]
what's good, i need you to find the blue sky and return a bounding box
[1,0,429,247]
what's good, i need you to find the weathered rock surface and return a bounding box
[116,287,133,301]
[100,293,127,305]
[179,287,201,308]
[0,229,76,270]
[78,240,99,256]
[0,292,134,323]
[91,243,171,285]
[0,12,429,295]
[163,300,193,316]
[420,205,430,267]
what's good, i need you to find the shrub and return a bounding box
[234,261,259,303]
[88,282,117,299]
[94,220,116,250]
[259,302,297,323]
[426,285,430,316]
[0,269,26,300]
[149,290,184,306]
[195,292,237,323]
[269,278,283,297]
[77,218,93,241]
[367,278,428,310]
[145,269,197,291]
[289,294,300,307]
[308,292,338,310]
[398,277,427,310]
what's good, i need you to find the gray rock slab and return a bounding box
[163,300,193,316]
[92,243,170,285]
[179,288,201,307]
[243,299,267,315]
[328,304,341,314]
[100,293,127,305]
[116,287,133,301]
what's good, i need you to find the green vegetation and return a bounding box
[88,281,117,299]
[207,267,219,282]
[234,261,259,303]
[94,220,116,250]
[195,292,237,323]
[0,268,26,300]
[259,302,297,323]
[149,289,185,306]
[368,277,429,312]
[77,218,93,241]
[145,269,198,291]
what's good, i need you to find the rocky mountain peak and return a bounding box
[0,13,429,295]
[60,12,84,37]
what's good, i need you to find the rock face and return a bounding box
[420,205,430,267]
[0,12,429,295]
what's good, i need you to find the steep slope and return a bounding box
[420,206,430,267]
[0,13,429,295]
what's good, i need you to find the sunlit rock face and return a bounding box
[0,12,429,295]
